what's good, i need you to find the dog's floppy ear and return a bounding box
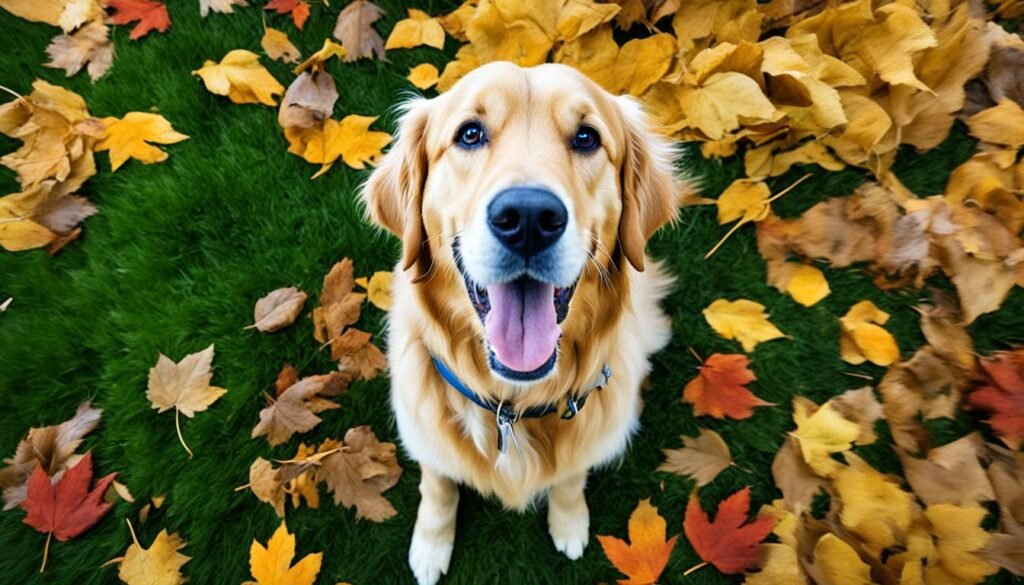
[362,98,431,275]
[617,96,680,272]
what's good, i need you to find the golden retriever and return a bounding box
[363,61,681,584]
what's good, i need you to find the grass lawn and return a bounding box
[1,1,1022,584]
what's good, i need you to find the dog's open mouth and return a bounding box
[456,250,577,381]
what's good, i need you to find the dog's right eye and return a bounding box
[455,121,487,149]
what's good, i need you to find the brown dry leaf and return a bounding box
[838,300,899,367]
[0,180,97,253]
[898,433,995,507]
[247,287,308,333]
[317,425,402,522]
[312,259,365,344]
[829,386,882,446]
[278,70,339,130]
[771,437,827,514]
[193,50,284,106]
[261,27,301,64]
[248,457,286,517]
[146,344,227,457]
[251,368,351,446]
[0,297,11,312]
[385,8,446,50]
[199,0,247,17]
[334,0,387,62]
[0,401,101,510]
[983,532,1024,577]
[658,428,733,487]
[45,21,114,82]
[331,328,386,381]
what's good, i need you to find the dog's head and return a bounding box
[364,62,678,384]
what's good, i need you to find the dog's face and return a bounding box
[365,62,678,383]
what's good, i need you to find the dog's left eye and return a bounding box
[571,126,601,152]
[455,121,487,149]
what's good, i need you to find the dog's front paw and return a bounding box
[548,505,590,560]
[409,529,454,585]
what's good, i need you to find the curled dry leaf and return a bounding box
[45,21,114,82]
[193,50,284,106]
[317,425,402,522]
[596,498,678,585]
[333,0,386,62]
[331,328,386,381]
[311,258,364,344]
[658,428,733,487]
[247,286,308,332]
[251,367,350,446]
[278,70,339,130]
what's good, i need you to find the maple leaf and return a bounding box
[278,70,339,130]
[702,299,786,353]
[199,0,247,18]
[243,522,322,585]
[683,487,774,575]
[261,27,301,64]
[0,401,101,510]
[251,366,350,446]
[193,50,284,106]
[317,425,402,522]
[658,428,734,487]
[968,350,1024,450]
[95,112,188,172]
[333,0,386,62]
[247,287,308,333]
[407,63,440,90]
[386,8,446,51]
[683,353,772,420]
[284,114,392,176]
[311,259,365,344]
[597,498,678,585]
[146,344,227,457]
[331,328,387,380]
[114,520,190,585]
[45,21,114,82]
[265,0,309,30]
[108,0,171,40]
[354,271,392,311]
[22,451,116,572]
[839,300,899,366]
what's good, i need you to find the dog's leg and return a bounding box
[547,471,589,560]
[409,464,459,585]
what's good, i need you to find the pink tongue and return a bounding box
[484,280,559,372]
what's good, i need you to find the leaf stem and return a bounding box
[683,561,708,576]
[175,408,193,459]
[126,518,140,547]
[40,531,52,573]
[730,461,753,474]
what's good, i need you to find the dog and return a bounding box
[362,61,682,584]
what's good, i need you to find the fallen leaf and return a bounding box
[265,0,309,30]
[557,0,620,42]
[983,532,1024,577]
[406,63,440,90]
[311,259,364,344]
[828,386,882,446]
[839,300,899,367]
[923,503,998,583]
[683,487,775,575]
[805,532,873,585]
[22,451,116,572]
[193,50,284,106]
[703,298,786,352]
[45,21,114,82]
[247,287,308,332]
[0,401,101,510]
[833,452,914,553]
[333,0,386,62]
[248,457,286,517]
[0,0,66,24]
[386,8,445,50]
[261,27,301,64]
[284,115,392,177]
[293,39,347,74]
[968,350,1024,450]
[330,328,386,380]
[95,112,188,172]
[244,522,322,585]
[146,344,227,457]
[716,179,771,224]
[966,99,1024,149]
[745,542,806,585]
[790,398,859,476]
[317,425,401,522]
[278,70,339,130]
[251,367,350,446]
[354,271,392,310]
[597,498,679,585]
[658,428,733,487]
[898,433,995,507]
[116,521,190,585]
[677,72,776,140]
[770,438,827,514]
[784,264,830,307]
[0,181,97,253]
[199,0,247,18]
[108,0,171,40]
[683,353,772,420]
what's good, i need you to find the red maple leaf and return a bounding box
[265,0,311,30]
[682,487,774,576]
[683,353,772,420]
[22,451,117,571]
[108,0,171,40]
[968,350,1024,450]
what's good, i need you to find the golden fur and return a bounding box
[363,62,682,584]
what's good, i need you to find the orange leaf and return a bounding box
[597,498,678,585]
[683,487,774,575]
[968,350,1024,450]
[108,0,171,40]
[265,0,310,30]
[683,353,772,420]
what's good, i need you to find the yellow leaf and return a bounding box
[834,453,913,553]
[464,0,554,67]
[839,300,899,367]
[611,33,677,96]
[923,504,998,584]
[244,522,322,585]
[95,113,188,172]
[117,526,190,585]
[193,50,284,106]
[703,298,786,352]
[0,0,66,25]
[364,271,392,310]
[406,63,440,90]
[716,179,770,224]
[966,99,1024,149]
[146,344,226,457]
[677,72,775,140]
[285,115,391,177]
[294,39,347,74]
[854,4,937,92]
[785,265,829,307]
[556,0,619,42]
[808,533,873,585]
[385,8,446,50]
[791,399,859,477]
[261,28,301,65]
[745,543,807,585]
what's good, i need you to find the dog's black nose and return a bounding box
[487,187,567,257]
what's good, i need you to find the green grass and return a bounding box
[1,2,1022,584]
